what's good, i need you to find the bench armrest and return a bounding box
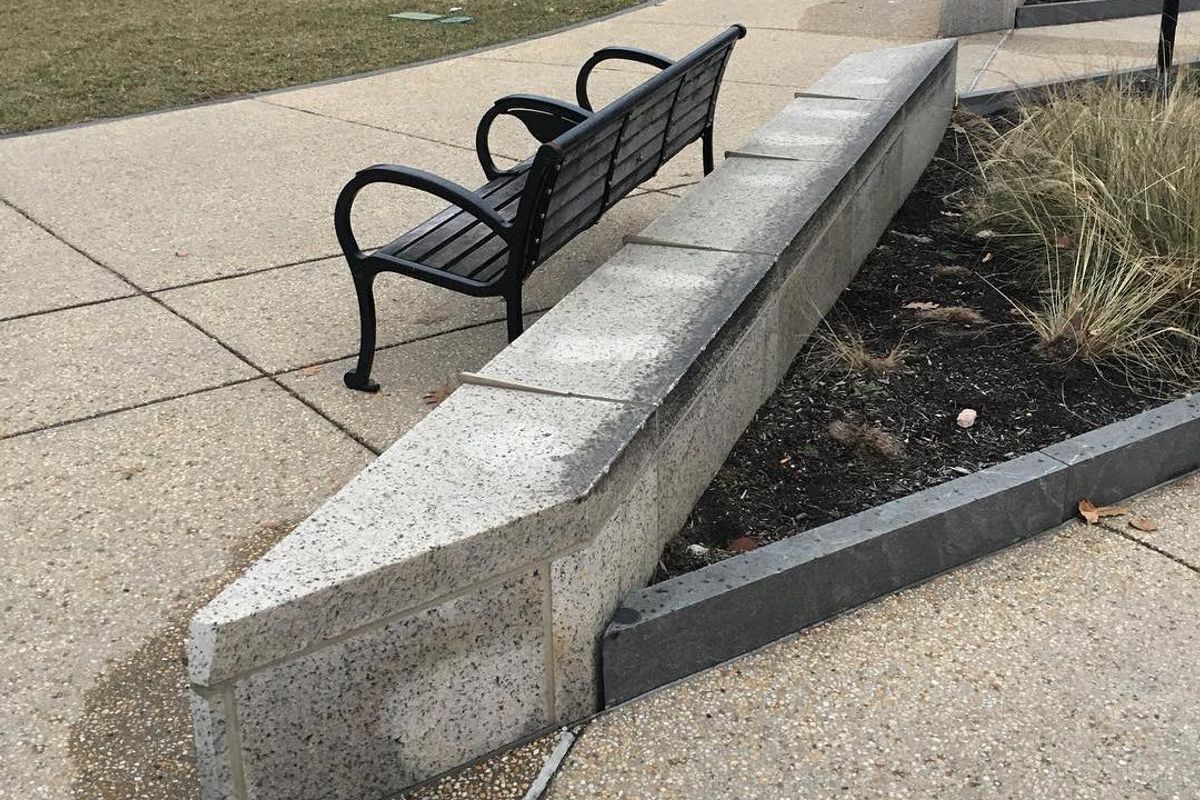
[334,164,512,260]
[575,46,675,111]
[475,94,592,180]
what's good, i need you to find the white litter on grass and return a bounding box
[389,11,443,20]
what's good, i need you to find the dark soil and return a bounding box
[658,123,1179,581]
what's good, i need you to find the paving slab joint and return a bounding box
[1101,520,1200,575]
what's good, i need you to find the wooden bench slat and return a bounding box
[390,176,526,263]
[377,170,527,258]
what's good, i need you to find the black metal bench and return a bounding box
[334,24,747,391]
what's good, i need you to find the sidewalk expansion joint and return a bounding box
[1101,521,1200,576]
[255,99,523,162]
[0,290,139,325]
[150,251,346,294]
[0,195,377,456]
[270,308,550,379]
[0,376,263,443]
[966,29,1012,94]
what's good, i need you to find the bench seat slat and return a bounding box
[376,169,527,259]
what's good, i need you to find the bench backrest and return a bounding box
[517,26,746,272]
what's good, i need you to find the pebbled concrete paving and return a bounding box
[0,381,370,799]
[547,478,1200,799]
[2,0,1197,797]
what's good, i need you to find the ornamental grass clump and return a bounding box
[971,76,1200,383]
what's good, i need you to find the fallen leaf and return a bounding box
[727,535,760,553]
[422,384,455,407]
[1129,517,1159,532]
[1078,498,1129,524]
[301,365,322,376]
[903,301,940,311]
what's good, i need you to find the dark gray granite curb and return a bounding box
[602,394,1200,707]
[957,58,1200,116]
[1016,0,1200,28]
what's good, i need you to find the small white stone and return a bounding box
[956,408,978,429]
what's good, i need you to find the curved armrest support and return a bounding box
[475,93,592,180]
[334,164,511,259]
[575,46,675,111]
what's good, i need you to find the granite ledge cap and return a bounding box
[804,39,957,104]
[188,382,653,686]
[468,243,776,406]
[631,154,855,256]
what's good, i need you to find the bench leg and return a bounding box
[344,267,381,393]
[702,129,715,176]
[505,289,524,342]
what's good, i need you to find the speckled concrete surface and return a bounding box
[1116,472,1200,570]
[400,734,559,800]
[548,515,1200,799]
[0,382,370,799]
[0,0,1186,797]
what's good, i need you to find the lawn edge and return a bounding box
[0,0,662,142]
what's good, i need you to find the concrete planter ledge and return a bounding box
[939,0,1025,35]
[603,395,1200,706]
[188,39,957,800]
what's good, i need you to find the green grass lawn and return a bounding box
[0,0,639,135]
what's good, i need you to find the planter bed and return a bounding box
[659,122,1178,580]
[602,110,1200,705]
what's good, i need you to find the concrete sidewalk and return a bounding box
[3,1,1200,798]
[545,474,1200,799]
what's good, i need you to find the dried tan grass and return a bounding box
[812,326,912,376]
[828,419,904,458]
[915,306,988,325]
[970,74,1200,382]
